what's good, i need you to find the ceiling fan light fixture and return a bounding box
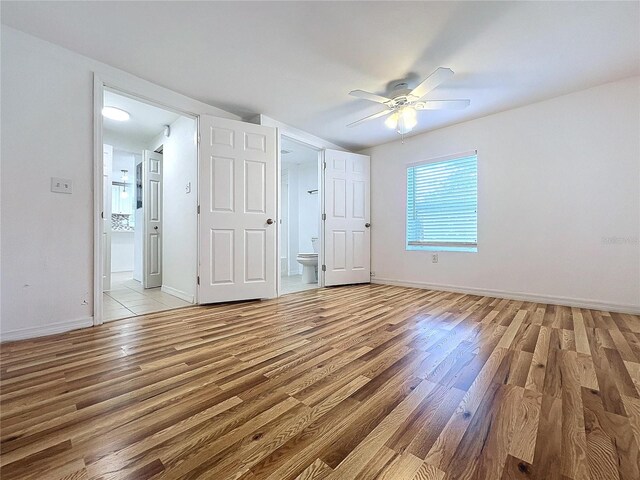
[348,68,468,137]
[384,111,399,130]
[385,107,417,134]
[398,106,417,133]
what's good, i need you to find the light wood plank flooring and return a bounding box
[1,284,639,479]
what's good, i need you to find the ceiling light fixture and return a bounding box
[102,106,130,122]
[384,106,418,134]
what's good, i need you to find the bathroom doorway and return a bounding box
[279,136,322,295]
[100,88,198,320]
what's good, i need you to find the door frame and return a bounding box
[277,134,324,296]
[92,75,200,326]
[249,116,351,296]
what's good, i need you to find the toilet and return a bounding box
[296,237,319,284]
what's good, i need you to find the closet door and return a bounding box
[198,116,277,303]
[323,149,371,286]
[143,150,163,289]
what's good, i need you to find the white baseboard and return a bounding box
[0,316,94,343]
[161,285,194,303]
[371,278,640,315]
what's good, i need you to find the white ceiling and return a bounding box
[103,90,180,146]
[3,1,639,150]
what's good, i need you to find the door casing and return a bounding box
[277,135,324,294]
[93,76,200,326]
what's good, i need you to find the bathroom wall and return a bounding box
[283,161,319,275]
[111,150,138,273]
[280,172,290,275]
[285,166,299,275]
[297,163,319,256]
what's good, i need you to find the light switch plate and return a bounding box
[51,177,72,194]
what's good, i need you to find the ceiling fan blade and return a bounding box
[349,89,393,105]
[418,99,470,110]
[409,67,454,100]
[347,108,393,127]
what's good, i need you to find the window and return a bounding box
[406,153,477,252]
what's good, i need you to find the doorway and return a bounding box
[100,89,198,321]
[279,136,323,295]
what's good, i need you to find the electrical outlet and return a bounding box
[51,177,72,194]
[431,253,438,263]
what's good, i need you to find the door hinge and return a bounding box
[322,213,326,221]
[322,265,326,272]
[101,211,104,219]
[197,205,200,214]
[197,133,201,144]
[323,161,327,170]
[197,276,200,285]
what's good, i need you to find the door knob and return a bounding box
[365,223,371,228]
[266,218,274,225]
[154,226,159,230]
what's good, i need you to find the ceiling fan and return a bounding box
[347,67,470,135]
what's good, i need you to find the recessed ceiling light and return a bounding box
[102,106,130,121]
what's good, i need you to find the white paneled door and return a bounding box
[199,115,277,303]
[324,149,371,286]
[143,150,163,289]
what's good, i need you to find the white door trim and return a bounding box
[92,74,200,326]
[93,75,104,326]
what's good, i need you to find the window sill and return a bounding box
[406,245,477,253]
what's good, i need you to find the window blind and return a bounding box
[406,154,477,250]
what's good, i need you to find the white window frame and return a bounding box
[405,150,478,253]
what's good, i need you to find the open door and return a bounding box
[323,149,371,286]
[143,150,163,289]
[103,144,113,291]
[198,115,277,303]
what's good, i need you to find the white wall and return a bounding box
[159,116,198,302]
[111,232,135,272]
[280,172,290,275]
[0,27,239,340]
[297,163,319,255]
[285,167,300,275]
[281,162,319,275]
[110,150,137,273]
[103,130,149,154]
[364,77,640,313]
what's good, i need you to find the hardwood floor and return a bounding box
[1,284,639,479]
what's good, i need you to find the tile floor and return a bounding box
[103,271,193,321]
[280,274,319,295]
